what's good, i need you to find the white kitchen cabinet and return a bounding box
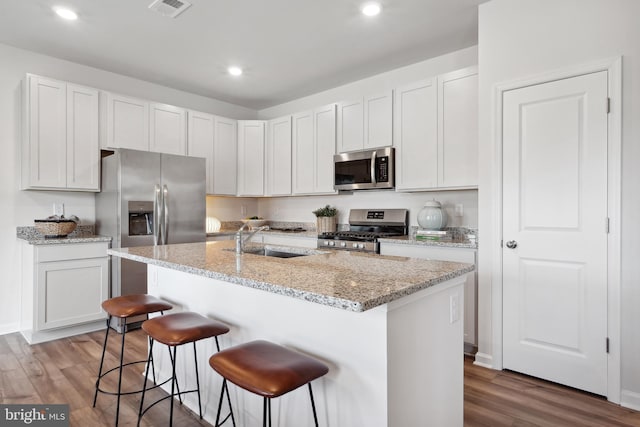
[379,242,477,349]
[20,241,109,344]
[314,104,338,193]
[150,102,187,155]
[102,92,150,151]
[266,115,292,196]
[337,91,393,153]
[237,120,266,196]
[22,74,100,191]
[394,67,478,191]
[187,110,215,194]
[437,67,478,188]
[394,78,438,190]
[213,115,238,195]
[292,110,314,194]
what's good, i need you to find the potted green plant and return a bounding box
[312,205,338,233]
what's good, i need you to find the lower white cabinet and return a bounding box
[21,241,109,344]
[379,243,477,348]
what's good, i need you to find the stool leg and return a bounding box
[214,378,225,427]
[268,398,272,427]
[114,318,126,427]
[262,397,267,427]
[169,346,177,427]
[193,342,203,419]
[137,338,154,427]
[308,383,319,427]
[214,378,236,427]
[93,315,111,407]
[167,345,183,404]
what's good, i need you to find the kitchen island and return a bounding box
[109,241,473,426]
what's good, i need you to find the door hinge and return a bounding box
[606,217,610,234]
[606,337,610,353]
[607,97,611,114]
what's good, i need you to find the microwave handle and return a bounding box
[371,151,377,184]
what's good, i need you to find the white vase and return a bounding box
[417,200,448,230]
[316,216,336,234]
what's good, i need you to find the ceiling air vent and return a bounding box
[148,0,192,18]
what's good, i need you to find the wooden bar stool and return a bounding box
[209,340,329,427]
[137,311,230,427]
[94,294,173,427]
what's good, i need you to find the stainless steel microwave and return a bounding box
[334,147,395,191]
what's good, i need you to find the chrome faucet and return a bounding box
[235,224,269,254]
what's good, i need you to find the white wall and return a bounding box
[478,0,640,407]
[254,46,479,230]
[0,42,257,334]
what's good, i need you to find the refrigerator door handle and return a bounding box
[162,184,169,245]
[153,184,161,246]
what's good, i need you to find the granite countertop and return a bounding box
[208,229,318,239]
[108,240,474,312]
[378,235,478,249]
[17,225,112,245]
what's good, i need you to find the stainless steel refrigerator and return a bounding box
[96,148,206,330]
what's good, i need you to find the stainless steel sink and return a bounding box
[245,248,308,258]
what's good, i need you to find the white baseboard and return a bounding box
[473,352,494,369]
[0,322,20,336]
[20,320,106,345]
[620,389,640,411]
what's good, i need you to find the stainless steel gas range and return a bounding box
[317,209,408,253]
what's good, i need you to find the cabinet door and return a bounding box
[213,116,237,195]
[336,98,363,153]
[394,79,438,190]
[36,257,109,330]
[438,67,478,188]
[237,120,266,196]
[66,84,100,190]
[150,103,186,155]
[292,111,315,194]
[314,104,337,194]
[187,110,215,194]
[26,75,67,188]
[266,116,292,196]
[105,92,149,151]
[364,91,393,150]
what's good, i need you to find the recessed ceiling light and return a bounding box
[54,7,78,20]
[228,66,243,77]
[361,2,381,17]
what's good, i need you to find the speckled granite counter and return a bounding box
[17,226,112,245]
[378,235,477,249]
[108,240,473,312]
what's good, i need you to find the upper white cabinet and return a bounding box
[394,79,438,190]
[394,66,478,191]
[337,91,393,153]
[187,110,215,194]
[22,75,100,191]
[102,92,149,151]
[213,116,238,196]
[266,115,292,196]
[237,120,266,196]
[437,67,478,188]
[292,104,337,195]
[150,103,186,155]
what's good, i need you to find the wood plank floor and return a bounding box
[1,330,639,426]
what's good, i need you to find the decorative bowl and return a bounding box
[241,219,268,229]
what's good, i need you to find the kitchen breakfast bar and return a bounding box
[108,240,473,427]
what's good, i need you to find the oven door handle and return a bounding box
[370,151,377,185]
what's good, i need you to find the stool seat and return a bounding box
[102,294,173,318]
[209,340,329,398]
[143,312,230,346]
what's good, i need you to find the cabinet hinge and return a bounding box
[500,240,503,248]
[606,337,610,353]
[606,217,610,234]
[607,97,611,114]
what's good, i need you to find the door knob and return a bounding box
[505,240,518,249]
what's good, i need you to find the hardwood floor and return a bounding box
[1,330,639,426]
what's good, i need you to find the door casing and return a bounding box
[486,57,622,403]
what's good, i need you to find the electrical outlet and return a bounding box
[449,293,460,324]
[455,204,464,217]
[240,205,247,217]
[53,203,64,216]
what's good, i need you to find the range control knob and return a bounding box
[340,242,347,248]
[323,241,330,246]
[352,243,358,248]
[358,243,365,249]
[329,241,335,247]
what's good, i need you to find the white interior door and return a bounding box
[502,71,609,396]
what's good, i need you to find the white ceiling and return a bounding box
[0,0,486,110]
